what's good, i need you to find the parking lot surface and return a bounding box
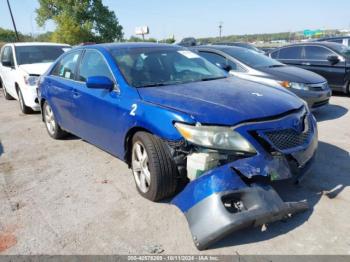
[0,91,350,255]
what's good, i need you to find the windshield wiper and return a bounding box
[268,64,285,68]
[200,76,227,82]
[139,82,167,88]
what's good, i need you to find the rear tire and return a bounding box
[43,101,67,139]
[131,132,178,202]
[17,88,32,114]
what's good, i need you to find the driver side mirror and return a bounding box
[327,55,340,65]
[86,76,114,90]
[2,60,13,68]
[216,63,232,72]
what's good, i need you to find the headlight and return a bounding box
[24,75,39,86]
[174,123,256,153]
[280,81,309,91]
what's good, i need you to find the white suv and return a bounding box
[0,42,70,113]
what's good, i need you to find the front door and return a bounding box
[302,45,346,89]
[70,49,122,155]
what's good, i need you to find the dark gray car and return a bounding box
[192,45,331,110]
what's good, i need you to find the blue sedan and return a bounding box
[38,43,317,249]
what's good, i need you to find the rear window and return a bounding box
[15,45,71,65]
[222,48,282,68]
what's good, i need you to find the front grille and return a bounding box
[263,126,312,151]
[307,82,328,91]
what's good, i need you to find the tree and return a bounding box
[0,27,34,42]
[36,0,123,45]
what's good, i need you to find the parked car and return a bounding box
[0,42,71,113]
[177,37,197,47]
[38,43,317,250]
[192,45,331,109]
[314,36,350,47]
[269,42,350,94]
[213,42,265,54]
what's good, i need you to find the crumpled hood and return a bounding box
[258,65,326,84]
[138,77,304,125]
[18,62,52,75]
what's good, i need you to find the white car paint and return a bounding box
[0,42,70,112]
[229,71,282,88]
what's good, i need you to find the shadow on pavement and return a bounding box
[212,141,350,248]
[313,104,348,122]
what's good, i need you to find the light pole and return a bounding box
[219,22,223,40]
[7,0,19,41]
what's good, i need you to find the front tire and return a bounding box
[43,101,67,139]
[1,80,13,100]
[131,132,178,202]
[17,88,32,114]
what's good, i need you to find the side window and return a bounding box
[278,47,302,59]
[227,60,241,71]
[200,51,241,71]
[199,51,227,66]
[304,46,333,60]
[1,46,14,66]
[78,50,113,82]
[51,51,81,80]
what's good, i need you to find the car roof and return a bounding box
[193,44,246,50]
[316,36,350,41]
[192,44,252,53]
[6,42,71,47]
[81,42,179,51]
[275,41,345,51]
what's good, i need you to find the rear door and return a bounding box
[302,45,346,88]
[47,50,82,133]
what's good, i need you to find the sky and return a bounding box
[1,0,350,41]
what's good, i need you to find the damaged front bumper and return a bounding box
[171,110,318,250]
[172,165,309,250]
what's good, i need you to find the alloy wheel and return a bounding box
[132,141,151,193]
[44,104,56,135]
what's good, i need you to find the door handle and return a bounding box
[301,62,311,66]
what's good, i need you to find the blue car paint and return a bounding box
[172,108,318,213]
[39,44,197,159]
[38,43,318,249]
[138,77,304,126]
[39,43,304,161]
[172,164,247,213]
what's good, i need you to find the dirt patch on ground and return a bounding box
[0,225,17,253]
[0,162,13,175]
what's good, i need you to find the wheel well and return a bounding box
[124,126,152,165]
